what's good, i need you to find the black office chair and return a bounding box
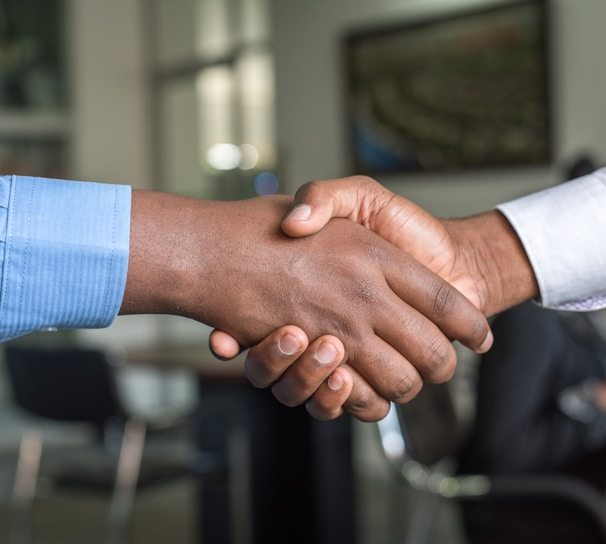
[4,345,195,544]
[377,383,606,544]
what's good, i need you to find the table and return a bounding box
[128,343,356,544]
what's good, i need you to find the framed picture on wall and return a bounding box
[343,0,552,176]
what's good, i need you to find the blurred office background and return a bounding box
[1,0,606,543]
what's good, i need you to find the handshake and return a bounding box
[125,175,540,422]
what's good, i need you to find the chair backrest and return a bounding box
[376,305,606,543]
[4,345,126,426]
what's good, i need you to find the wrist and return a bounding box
[444,210,539,317]
[121,190,210,318]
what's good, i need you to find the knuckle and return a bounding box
[295,180,322,201]
[421,338,456,383]
[469,315,490,347]
[364,239,388,266]
[388,372,422,404]
[271,383,303,408]
[346,249,387,307]
[344,387,391,422]
[244,363,267,389]
[325,317,355,343]
[431,282,458,317]
[347,399,390,422]
[305,400,340,422]
[349,278,379,308]
[345,389,376,415]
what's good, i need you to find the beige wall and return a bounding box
[67,0,151,189]
[271,0,606,216]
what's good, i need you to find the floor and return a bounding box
[0,412,199,544]
[0,340,474,544]
[0,480,198,544]
[0,414,469,544]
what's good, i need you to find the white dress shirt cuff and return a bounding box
[496,168,606,311]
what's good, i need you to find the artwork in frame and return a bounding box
[343,0,552,176]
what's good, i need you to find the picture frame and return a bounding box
[343,0,552,175]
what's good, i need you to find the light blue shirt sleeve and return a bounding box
[0,175,131,341]
[497,168,606,311]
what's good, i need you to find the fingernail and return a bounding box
[314,341,338,365]
[287,204,311,222]
[278,334,300,356]
[476,329,494,353]
[328,372,344,391]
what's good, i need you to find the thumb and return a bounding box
[281,183,339,237]
[282,176,378,237]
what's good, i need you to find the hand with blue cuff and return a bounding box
[0,175,491,423]
[121,189,492,421]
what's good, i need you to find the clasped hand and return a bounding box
[205,182,494,421]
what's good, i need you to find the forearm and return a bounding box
[120,190,261,331]
[443,210,539,317]
[120,190,205,318]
